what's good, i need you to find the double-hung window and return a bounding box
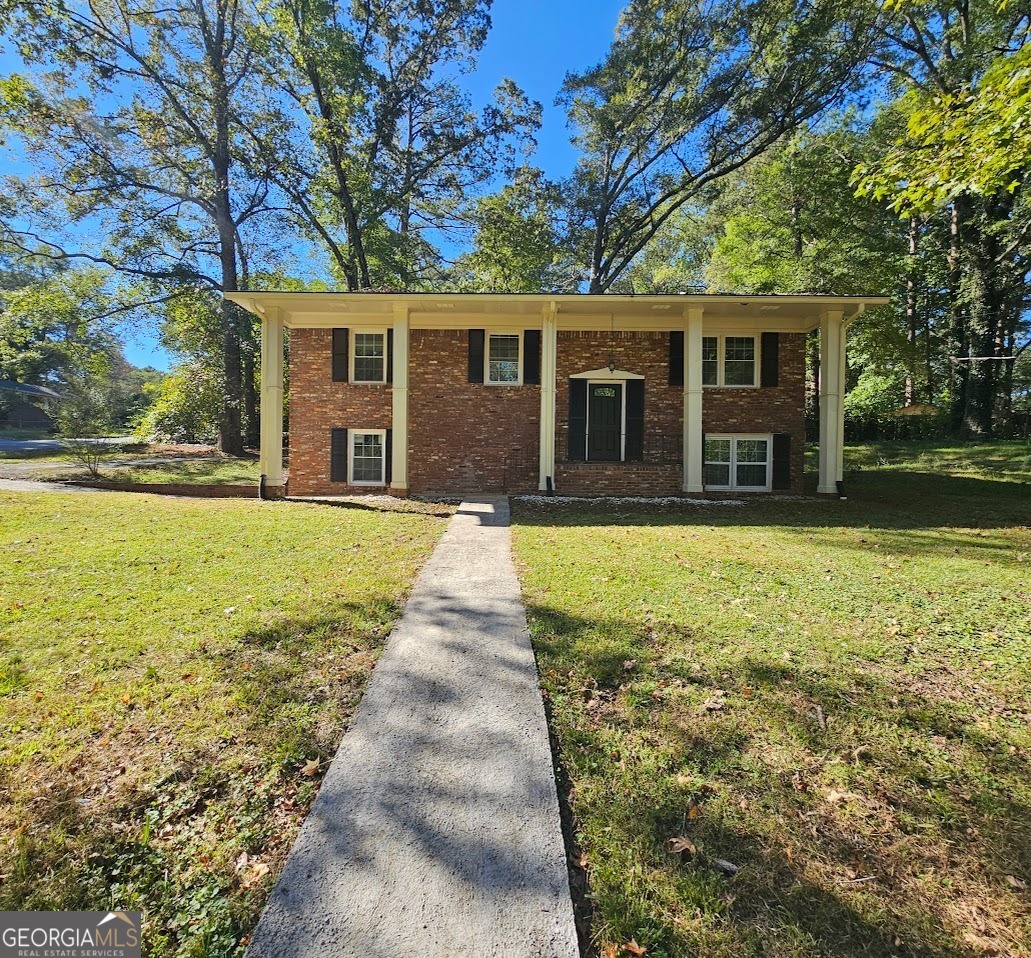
[701,335,757,387]
[487,333,521,384]
[704,435,771,491]
[349,429,386,485]
[352,331,387,384]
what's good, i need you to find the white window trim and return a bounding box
[351,329,388,385]
[585,380,627,462]
[348,428,387,486]
[702,334,759,389]
[485,330,523,386]
[704,433,772,491]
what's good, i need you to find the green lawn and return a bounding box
[98,458,261,485]
[513,442,1031,958]
[0,491,448,956]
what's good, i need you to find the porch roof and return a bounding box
[225,291,890,333]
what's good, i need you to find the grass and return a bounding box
[0,491,449,956]
[97,458,261,485]
[512,442,1031,958]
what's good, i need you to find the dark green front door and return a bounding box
[588,383,622,461]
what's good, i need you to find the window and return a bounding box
[702,335,757,387]
[704,435,771,490]
[487,333,521,384]
[349,430,386,485]
[352,331,386,383]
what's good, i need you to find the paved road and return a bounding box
[246,496,579,958]
[0,436,134,455]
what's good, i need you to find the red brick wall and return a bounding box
[556,462,682,497]
[287,328,392,496]
[555,331,683,466]
[702,333,806,492]
[285,326,806,497]
[408,329,539,493]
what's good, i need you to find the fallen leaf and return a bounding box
[825,790,860,804]
[712,858,740,876]
[119,693,131,704]
[601,945,619,958]
[624,940,647,956]
[667,836,696,860]
[1006,875,1027,891]
[301,758,320,776]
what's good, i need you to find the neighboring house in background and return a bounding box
[227,293,888,498]
[0,380,62,431]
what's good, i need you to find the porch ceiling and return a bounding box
[225,291,890,333]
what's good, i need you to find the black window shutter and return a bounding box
[761,332,779,387]
[568,379,587,461]
[386,329,394,384]
[625,379,645,461]
[330,428,348,482]
[523,329,541,384]
[332,328,349,382]
[468,329,485,383]
[772,433,791,489]
[385,429,393,485]
[668,331,684,386]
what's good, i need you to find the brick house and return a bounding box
[226,293,887,498]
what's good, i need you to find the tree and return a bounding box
[0,0,280,453]
[559,0,877,292]
[455,168,576,292]
[853,0,1031,436]
[247,0,540,290]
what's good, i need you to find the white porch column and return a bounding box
[538,301,558,491]
[259,306,285,488]
[682,306,704,493]
[818,309,846,495]
[391,303,410,492]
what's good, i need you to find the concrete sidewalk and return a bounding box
[246,496,579,958]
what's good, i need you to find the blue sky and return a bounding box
[1,0,625,370]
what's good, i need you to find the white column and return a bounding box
[682,307,704,493]
[818,309,845,495]
[538,302,558,491]
[259,306,285,488]
[391,303,410,492]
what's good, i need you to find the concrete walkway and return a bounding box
[246,496,579,958]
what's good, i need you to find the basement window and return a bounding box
[704,435,771,491]
[349,430,386,485]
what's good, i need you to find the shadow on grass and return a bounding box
[529,604,1031,957]
[0,603,404,957]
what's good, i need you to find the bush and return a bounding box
[135,361,221,444]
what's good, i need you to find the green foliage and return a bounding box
[456,168,574,292]
[136,361,223,444]
[561,0,876,291]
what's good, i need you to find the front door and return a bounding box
[588,383,623,461]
